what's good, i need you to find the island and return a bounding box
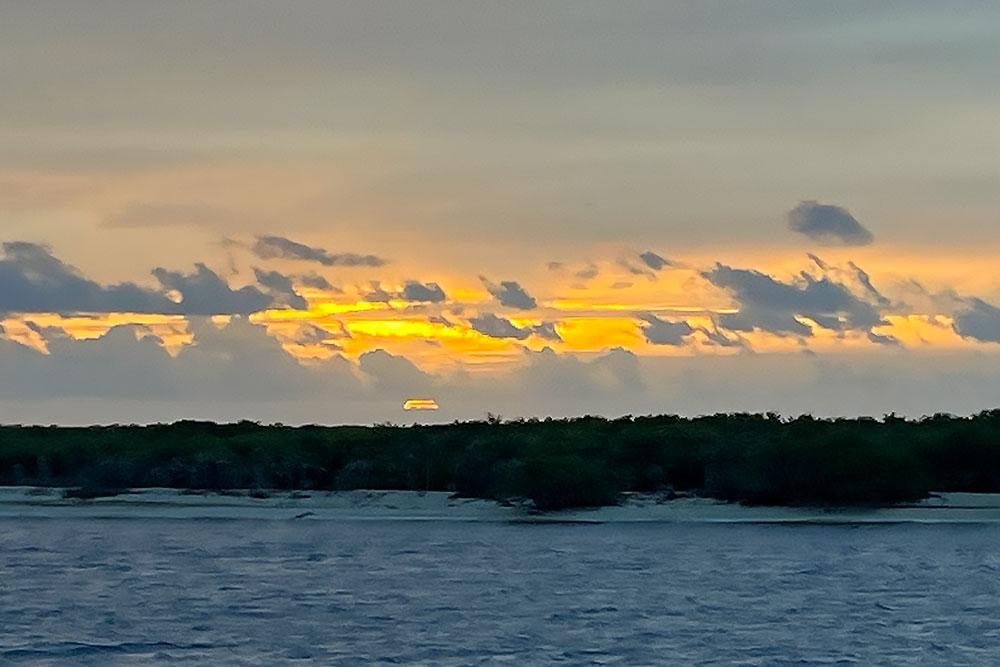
[2,412,999,510]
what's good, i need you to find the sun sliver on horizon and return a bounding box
[403,398,440,411]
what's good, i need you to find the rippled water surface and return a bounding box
[2,519,1000,664]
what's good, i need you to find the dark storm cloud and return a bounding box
[787,201,874,246]
[953,298,1000,343]
[639,313,695,345]
[253,235,386,267]
[253,268,308,310]
[703,263,884,337]
[480,278,537,310]
[401,280,447,303]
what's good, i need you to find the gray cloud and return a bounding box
[695,323,746,349]
[359,348,434,394]
[510,346,645,405]
[0,326,176,400]
[11,340,1000,424]
[618,258,652,277]
[0,241,312,317]
[281,322,343,346]
[0,241,177,315]
[639,251,672,271]
[298,273,337,291]
[808,254,892,308]
[469,313,531,340]
[0,317,359,403]
[704,262,884,337]
[480,277,537,310]
[176,317,355,398]
[953,298,1000,343]
[868,331,902,347]
[788,201,874,246]
[364,281,393,303]
[152,264,274,316]
[469,313,558,341]
[359,280,447,303]
[617,249,680,277]
[639,313,695,345]
[253,268,308,310]
[848,261,891,307]
[253,235,386,267]
[8,313,1000,425]
[401,280,447,303]
[531,321,562,342]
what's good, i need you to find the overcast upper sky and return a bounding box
[1,2,999,424]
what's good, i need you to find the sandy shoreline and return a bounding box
[3,487,1000,523]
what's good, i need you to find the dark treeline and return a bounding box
[2,412,1000,509]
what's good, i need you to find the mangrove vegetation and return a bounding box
[3,412,1000,509]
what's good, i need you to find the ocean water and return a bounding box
[2,519,999,665]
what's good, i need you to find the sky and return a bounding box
[2,2,1000,424]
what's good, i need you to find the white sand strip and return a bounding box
[3,487,1000,523]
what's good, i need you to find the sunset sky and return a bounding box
[2,2,1000,424]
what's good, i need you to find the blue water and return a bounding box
[2,519,999,665]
